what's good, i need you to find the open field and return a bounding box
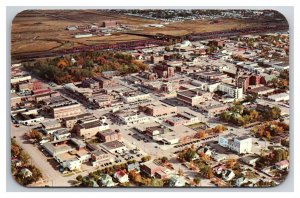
[11,10,286,55]
[135,18,260,36]
[11,10,157,54]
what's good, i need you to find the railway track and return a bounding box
[11,24,288,62]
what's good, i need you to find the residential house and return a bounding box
[99,174,116,187]
[113,170,129,183]
[222,169,235,181]
[169,175,186,187]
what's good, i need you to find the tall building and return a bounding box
[153,65,175,78]
[237,75,266,92]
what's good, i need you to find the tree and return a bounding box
[141,156,151,162]
[194,131,207,139]
[76,175,83,183]
[245,94,258,103]
[150,178,164,187]
[214,125,226,133]
[30,166,42,182]
[265,131,271,140]
[193,177,201,185]
[165,46,171,52]
[11,145,20,157]
[161,156,168,163]
[231,104,244,114]
[219,111,231,122]
[249,110,259,122]
[200,165,213,179]
[80,178,94,187]
[19,151,30,165]
[26,130,42,141]
[226,159,236,169]
[184,148,197,162]
[236,116,246,126]
[128,170,142,184]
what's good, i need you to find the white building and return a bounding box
[113,170,129,183]
[17,114,44,126]
[61,158,81,171]
[169,175,186,187]
[74,34,93,38]
[117,112,152,126]
[122,93,151,103]
[218,83,243,99]
[268,92,289,102]
[218,134,252,154]
[272,64,289,71]
[11,74,31,84]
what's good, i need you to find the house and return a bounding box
[12,159,22,167]
[127,162,140,173]
[113,170,129,183]
[20,168,32,178]
[222,169,235,181]
[213,164,226,175]
[236,177,248,187]
[197,146,212,156]
[99,174,115,187]
[169,175,186,187]
[241,154,260,166]
[140,160,165,177]
[212,153,227,162]
[275,160,289,170]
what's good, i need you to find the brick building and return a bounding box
[97,129,122,142]
[238,75,266,92]
[153,65,175,78]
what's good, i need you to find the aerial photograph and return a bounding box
[10,9,290,188]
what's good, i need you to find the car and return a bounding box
[128,133,132,135]
[154,146,158,148]
[15,124,20,127]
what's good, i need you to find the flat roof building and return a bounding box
[177,88,212,106]
[75,118,110,138]
[48,100,82,119]
[138,102,177,117]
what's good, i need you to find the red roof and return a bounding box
[33,88,51,95]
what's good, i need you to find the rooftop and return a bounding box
[100,140,126,150]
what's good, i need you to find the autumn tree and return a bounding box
[11,145,20,157]
[226,159,236,169]
[128,170,142,184]
[213,125,226,134]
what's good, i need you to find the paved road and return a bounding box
[11,123,91,187]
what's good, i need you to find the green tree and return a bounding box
[76,175,83,183]
[19,151,30,165]
[193,177,201,185]
[184,148,197,162]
